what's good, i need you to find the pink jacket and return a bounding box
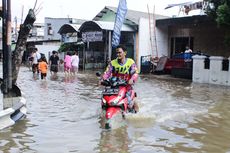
[64,55,72,68]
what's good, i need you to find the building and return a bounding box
[44,17,84,41]
[156,15,230,57]
[58,6,168,70]
[25,18,85,62]
[58,19,86,43]
[79,20,135,69]
[28,23,45,41]
[57,6,229,72]
[93,6,168,70]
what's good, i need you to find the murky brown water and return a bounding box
[1,66,230,153]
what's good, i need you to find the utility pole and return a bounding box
[2,0,12,95]
[14,16,18,41]
[21,5,24,24]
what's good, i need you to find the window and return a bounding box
[222,59,229,71]
[204,58,210,69]
[47,23,53,35]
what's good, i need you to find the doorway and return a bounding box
[170,37,193,57]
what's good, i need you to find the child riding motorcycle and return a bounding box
[100,44,139,113]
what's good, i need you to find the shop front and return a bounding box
[79,20,135,69]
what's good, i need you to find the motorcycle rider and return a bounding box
[100,44,139,113]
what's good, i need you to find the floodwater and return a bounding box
[1,66,230,153]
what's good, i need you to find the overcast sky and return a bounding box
[7,0,202,23]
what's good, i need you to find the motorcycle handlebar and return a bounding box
[96,72,128,87]
[101,80,110,86]
[101,78,127,87]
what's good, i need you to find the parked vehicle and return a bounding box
[164,52,209,79]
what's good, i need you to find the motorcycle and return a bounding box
[96,72,137,129]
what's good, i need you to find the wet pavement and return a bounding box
[1,65,230,153]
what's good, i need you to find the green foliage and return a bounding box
[205,0,230,45]
[58,42,83,53]
[205,0,230,26]
[216,3,230,26]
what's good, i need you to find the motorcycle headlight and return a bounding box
[112,99,119,105]
[102,98,106,104]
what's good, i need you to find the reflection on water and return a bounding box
[1,67,230,152]
[0,119,37,152]
[96,127,131,153]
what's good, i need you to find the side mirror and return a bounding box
[96,71,102,77]
[130,69,136,75]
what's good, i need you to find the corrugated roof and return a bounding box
[58,24,81,34]
[93,6,169,25]
[79,20,135,32]
[94,21,134,31]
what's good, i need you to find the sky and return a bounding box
[6,0,203,23]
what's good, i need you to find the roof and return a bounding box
[94,21,134,31]
[93,6,169,25]
[156,15,216,27]
[79,20,135,32]
[45,17,86,25]
[58,24,82,34]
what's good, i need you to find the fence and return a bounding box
[0,85,27,130]
[192,55,230,86]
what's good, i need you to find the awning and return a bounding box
[79,20,135,32]
[58,24,81,34]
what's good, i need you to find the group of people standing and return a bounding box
[30,49,79,80]
[62,51,79,76]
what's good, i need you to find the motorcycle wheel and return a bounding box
[105,111,126,129]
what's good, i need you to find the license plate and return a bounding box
[103,88,119,95]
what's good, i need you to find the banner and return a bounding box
[184,1,203,14]
[112,0,127,47]
[165,2,192,9]
[165,1,204,15]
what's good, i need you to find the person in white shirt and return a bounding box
[184,46,193,67]
[71,51,79,75]
[32,48,41,77]
[184,46,192,53]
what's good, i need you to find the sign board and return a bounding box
[82,31,103,42]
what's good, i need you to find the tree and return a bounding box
[205,0,230,26]
[1,0,41,96]
[12,0,42,85]
[12,9,36,85]
[205,0,230,45]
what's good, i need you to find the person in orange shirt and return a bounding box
[38,56,48,80]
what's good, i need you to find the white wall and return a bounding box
[156,27,168,57]
[138,18,151,70]
[138,18,168,70]
[193,55,230,86]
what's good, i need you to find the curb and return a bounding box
[0,95,27,130]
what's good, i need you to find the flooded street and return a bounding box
[1,66,230,153]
